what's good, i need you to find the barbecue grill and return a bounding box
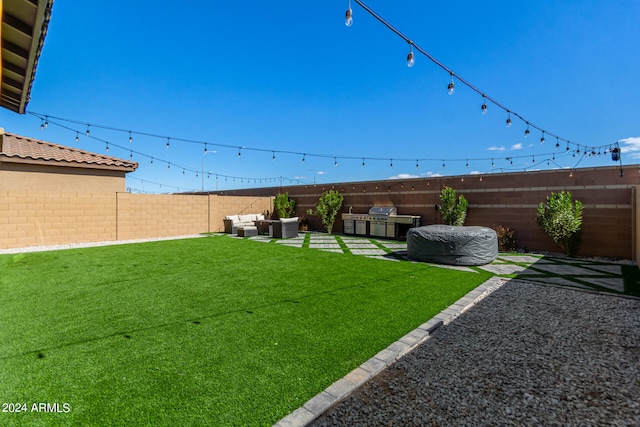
[342,206,420,238]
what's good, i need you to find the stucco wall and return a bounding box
[0,163,126,193]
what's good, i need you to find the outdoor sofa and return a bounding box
[223,213,265,234]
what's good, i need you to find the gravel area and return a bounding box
[310,281,640,426]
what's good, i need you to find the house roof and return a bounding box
[0,130,138,172]
[1,0,54,113]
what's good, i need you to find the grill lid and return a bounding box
[368,206,397,216]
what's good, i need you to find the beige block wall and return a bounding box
[0,190,117,248]
[116,193,210,240]
[0,191,273,249]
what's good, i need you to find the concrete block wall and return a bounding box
[115,193,210,240]
[224,166,640,260]
[0,192,272,249]
[0,190,117,248]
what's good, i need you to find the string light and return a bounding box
[524,123,530,138]
[390,159,393,168]
[506,112,512,127]
[106,141,109,152]
[406,43,415,67]
[302,154,305,163]
[129,131,133,143]
[75,132,79,142]
[86,125,90,137]
[334,157,339,167]
[29,111,621,186]
[345,0,353,26]
[237,147,242,158]
[540,131,545,145]
[447,72,455,95]
[272,151,276,162]
[481,96,488,115]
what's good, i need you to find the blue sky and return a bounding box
[1,1,638,193]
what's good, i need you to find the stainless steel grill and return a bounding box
[342,206,420,239]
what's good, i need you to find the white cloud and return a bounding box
[619,137,640,158]
[388,173,419,180]
[421,171,442,178]
[317,171,328,175]
[511,143,523,150]
[469,171,481,175]
[487,146,505,151]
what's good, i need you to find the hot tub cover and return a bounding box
[407,225,498,266]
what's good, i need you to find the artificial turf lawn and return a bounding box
[0,236,492,426]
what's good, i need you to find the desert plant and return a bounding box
[307,190,344,234]
[536,191,583,256]
[273,192,296,219]
[493,225,518,252]
[439,186,468,226]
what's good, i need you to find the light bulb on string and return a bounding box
[86,125,90,137]
[447,72,455,95]
[334,157,339,167]
[151,157,154,164]
[406,43,415,67]
[106,142,109,152]
[442,160,446,169]
[345,0,353,26]
[362,158,365,168]
[75,132,79,142]
[129,132,133,143]
[506,112,512,127]
[44,116,48,128]
[166,138,170,149]
[540,131,545,145]
[40,119,45,130]
[524,123,530,138]
[237,147,242,158]
[129,150,133,159]
[491,159,495,168]
[272,151,276,162]
[416,160,419,169]
[466,160,469,168]
[302,154,305,163]
[168,162,171,170]
[555,137,560,150]
[481,96,488,115]
[390,159,393,168]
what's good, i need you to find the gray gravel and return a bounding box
[310,281,640,426]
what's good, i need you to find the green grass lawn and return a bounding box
[0,236,492,426]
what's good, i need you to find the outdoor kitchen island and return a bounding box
[342,207,421,239]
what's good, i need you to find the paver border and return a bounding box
[273,276,507,427]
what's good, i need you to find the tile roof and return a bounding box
[0,131,138,172]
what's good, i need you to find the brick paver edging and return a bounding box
[273,276,508,427]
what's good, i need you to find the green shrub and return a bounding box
[493,225,518,252]
[439,186,468,226]
[273,192,296,219]
[307,190,344,234]
[536,191,583,256]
